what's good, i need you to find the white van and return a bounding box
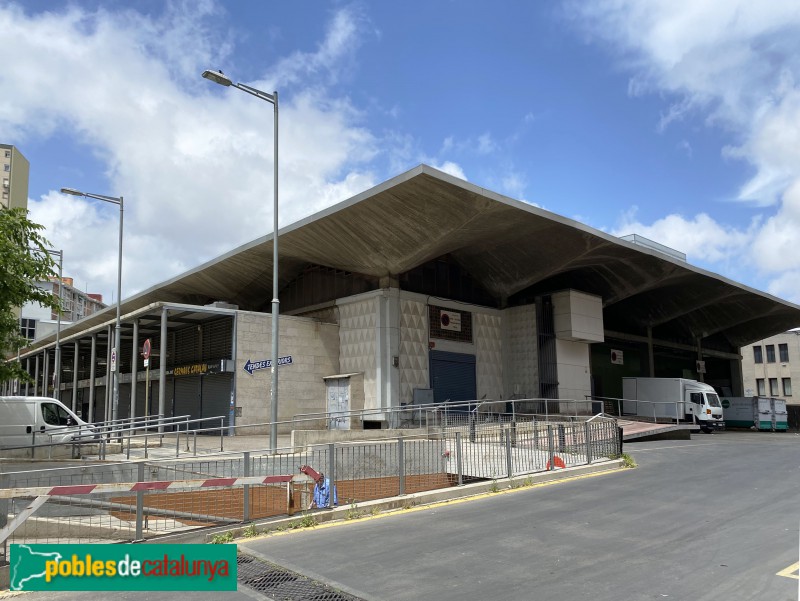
[0,396,97,449]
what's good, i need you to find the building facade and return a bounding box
[741,331,800,404]
[7,166,800,429]
[0,143,29,211]
[20,278,105,342]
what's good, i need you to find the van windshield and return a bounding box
[705,394,721,408]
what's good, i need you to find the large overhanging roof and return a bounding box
[36,165,800,352]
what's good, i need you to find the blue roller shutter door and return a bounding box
[429,350,477,403]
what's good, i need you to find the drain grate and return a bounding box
[237,554,364,601]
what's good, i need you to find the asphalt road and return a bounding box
[6,431,799,601]
[239,431,800,601]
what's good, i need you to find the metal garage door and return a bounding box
[174,377,201,423]
[429,350,476,404]
[202,374,232,427]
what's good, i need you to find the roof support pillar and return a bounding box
[131,319,139,424]
[158,306,168,432]
[71,341,79,412]
[696,336,704,383]
[647,326,655,377]
[89,334,96,422]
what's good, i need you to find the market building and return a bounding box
[7,165,800,431]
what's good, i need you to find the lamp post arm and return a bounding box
[233,83,277,106]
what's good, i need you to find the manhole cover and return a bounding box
[237,553,364,601]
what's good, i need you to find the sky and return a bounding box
[3,1,800,307]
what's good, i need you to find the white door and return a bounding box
[326,378,350,430]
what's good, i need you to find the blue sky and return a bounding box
[3,1,800,307]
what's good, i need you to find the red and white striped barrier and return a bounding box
[0,472,316,500]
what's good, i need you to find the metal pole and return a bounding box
[456,431,463,486]
[131,319,139,424]
[25,357,30,396]
[111,197,123,424]
[243,451,250,522]
[71,341,79,412]
[42,350,49,398]
[158,306,167,433]
[270,91,280,453]
[327,442,335,509]
[505,426,513,479]
[135,462,144,540]
[88,335,96,422]
[398,438,405,495]
[33,355,39,397]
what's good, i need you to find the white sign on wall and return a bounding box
[610,349,624,365]
[440,310,462,332]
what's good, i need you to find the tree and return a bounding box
[0,207,59,385]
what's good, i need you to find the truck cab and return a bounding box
[686,388,725,432]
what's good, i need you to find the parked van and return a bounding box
[0,396,97,449]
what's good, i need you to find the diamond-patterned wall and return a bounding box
[399,298,429,404]
[502,304,538,398]
[338,297,377,407]
[475,312,503,400]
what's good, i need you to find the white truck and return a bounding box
[621,377,725,433]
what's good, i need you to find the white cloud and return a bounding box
[2,3,385,302]
[430,161,467,181]
[568,0,800,302]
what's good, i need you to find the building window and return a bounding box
[4,150,9,158]
[779,343,789,362]
[3,164,8,172]
[753,346,763,363]
[782,378,792,396]
[756,378,765,396]
[769,378,778,396]
[20,318,36,341]
[766,345,776,363]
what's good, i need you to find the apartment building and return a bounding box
[0,143,30,210]
[20,277,105,342]
[741,331,800,404]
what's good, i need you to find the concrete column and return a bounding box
[89,335,97,422]
[375,288,401,423]
[131,319,139,423]
[72,341,79,412]
[696,336,704,383]
[105,325,113,422]
[647,325,655,377]
[158,306,168,429]
[34,355,40,396]
[43,350,50,398]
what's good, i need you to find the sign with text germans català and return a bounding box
[10,544,236,591]
[243,355,293,375]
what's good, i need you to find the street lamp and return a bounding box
[60,187,124,424]
[202,69,280,451]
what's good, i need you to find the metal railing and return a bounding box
[0,416,620,557]
[587,395,688,424]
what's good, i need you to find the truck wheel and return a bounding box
[700,425,712,434]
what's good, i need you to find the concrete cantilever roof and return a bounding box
[28,164,800,353]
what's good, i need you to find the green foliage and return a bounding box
[611,452,637,468]
[489,479,500,493]
[345,501,364,520]
[242,523,259,538]
[288,512,318,529]
[211,531,234,544]
[0,208,59,383]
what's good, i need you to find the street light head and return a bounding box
[60,187,85,197]
[202,69,233,87]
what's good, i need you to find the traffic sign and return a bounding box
[142,338,151,359]
[110,348,117,372]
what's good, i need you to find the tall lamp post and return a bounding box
[60,188,124,424]
[202,69,280,452]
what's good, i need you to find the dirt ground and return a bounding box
[111,472,455,524]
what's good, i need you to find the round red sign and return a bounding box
[142,338,152,359]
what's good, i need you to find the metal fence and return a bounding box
[0,415,619,559]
